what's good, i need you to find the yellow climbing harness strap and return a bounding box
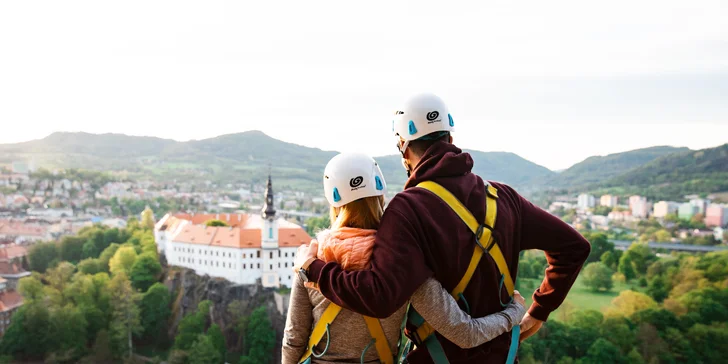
[412,181,514,347]
[363,316,395,364]
[299,303,342,363]
[417,181,512,294]
[299,303,393,364]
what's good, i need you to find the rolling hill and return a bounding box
[603,143,728,199]
[0,131,553,193]
[547,146,689,188]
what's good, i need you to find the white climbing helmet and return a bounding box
[323,153,387,208]
[392,93,455,153]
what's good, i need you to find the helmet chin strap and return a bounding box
[401,157,412,178]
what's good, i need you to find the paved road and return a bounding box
[611,240,728,252]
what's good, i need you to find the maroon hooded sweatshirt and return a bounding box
[307,141,591,363]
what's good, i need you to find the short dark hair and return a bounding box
[408,131,450,157]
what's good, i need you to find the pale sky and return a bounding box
[1,1,726,170]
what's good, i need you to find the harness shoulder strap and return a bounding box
[410,181,518,364]
[417,181,513,295]
[299,304,394,364]
[362,316,394,364]
[299,303,342,363]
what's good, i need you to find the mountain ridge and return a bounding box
[0,131,552,192]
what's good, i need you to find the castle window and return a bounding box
[270,264,272,270]
[257,251,261,258]
[278,262,281,268]
[285,252,288,258]
[243,253,246,259]
[257,263,260,269]
[269,227,273,239]
[285,262,288,268]
[270,252,273,259]
[244,264,246,269]
[278,251,281,258]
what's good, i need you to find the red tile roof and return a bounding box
[0,221,47,237]
[0,262,28,275]
[0,290,23,312]
[0,246,27,261]
[278,228,313,248]
[173,213,249,227]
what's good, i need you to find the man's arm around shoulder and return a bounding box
[300,196,433,318]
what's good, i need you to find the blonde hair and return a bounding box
[330,196,385,230]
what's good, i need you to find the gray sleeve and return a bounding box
[282,275,314,364]
[411,278,526,349]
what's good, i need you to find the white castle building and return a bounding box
[154,176,312,288]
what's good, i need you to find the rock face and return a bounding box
[165,267,290,363]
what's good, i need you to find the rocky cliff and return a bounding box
[164,268,290,363]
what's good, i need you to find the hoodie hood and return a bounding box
[316,227,377,271]
[404,141,474,189]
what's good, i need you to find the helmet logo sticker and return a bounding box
[375,176,384,191]
[333,188,341,203]
[349,176,366,191]
[448,114,454,127]
[426,111,439,121]
[408,120,418,135]
[350,176,363,187]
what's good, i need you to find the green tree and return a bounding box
[139,283,171,345]
[77,258,105,275]
[582,338,621,363]
[592,205,612,216]
[188,334,222,364]
[174,300,212,351]
[646,277,669,302]
[141,206,156,230]
[585,233,614,264]
[99,243,121,267]
[606,291,658,317]
[581,262,614,292]
[208,324,226,360]
[600,251,618,270]
[240,306,275,364]
[0,304,51,359]
[27,242,59,273]
[305,215,330,235]
[48,304,88,361]
[129,253,162,291]
[205,219,229,227]
[92,329,113,363]
[59,236,86,264]
[618,254,637,281]
[108,273,142,359]
[81,241,100,259]
[109,245,138,276]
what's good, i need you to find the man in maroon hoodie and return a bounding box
[295,93,591,363]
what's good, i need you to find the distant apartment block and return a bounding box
[653,201,680,218]
[600,195,618,208]
[690,199,709,215]
[630,196,651,218]
[678,203,700,220]
[577,194,596,210]
[706,204,728,227]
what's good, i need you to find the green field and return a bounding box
[517,276,645,320]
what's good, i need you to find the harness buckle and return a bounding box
[475,223,495,251]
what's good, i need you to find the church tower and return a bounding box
[261,174,278,249]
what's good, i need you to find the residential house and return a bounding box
[0,277,23,336]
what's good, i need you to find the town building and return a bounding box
[577,194,596,210]
[600,195,618,208]
[0,277,23,336]
[653,201,680,218]
[705,204,728,227]
[678,203,700,220]
[690,198,710,215]
[0,220,50,244]
[155,176,311,288]
[630,196,651,219]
